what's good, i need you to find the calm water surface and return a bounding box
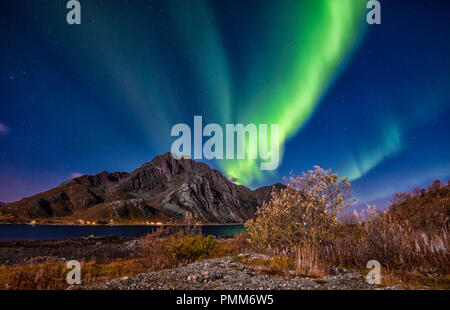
[0,224,246,241]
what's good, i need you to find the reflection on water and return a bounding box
[0,224,246,241]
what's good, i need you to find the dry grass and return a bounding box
[245,180,449,288]
[232,254,295,278]
[210,233,250,257]
[0,228,242,290]
[295,246,327,277]
[381,270,450,289]
[0,258,153,290]
[1,182,448,290]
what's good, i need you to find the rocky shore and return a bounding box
[85,254,400,290]
[0,236,133,265]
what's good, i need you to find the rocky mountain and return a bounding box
[253,183,286,204]
[0,153,282,224]
[1,171,129,220]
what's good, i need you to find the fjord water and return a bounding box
[0,224,246,241]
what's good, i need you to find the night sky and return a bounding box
[1,0,449,210]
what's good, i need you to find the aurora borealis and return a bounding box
[1,0,450,209]
[220,0,367,184]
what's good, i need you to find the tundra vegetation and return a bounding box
[0,169,448,289]
[246,166,353,251]
[246,170,449,287]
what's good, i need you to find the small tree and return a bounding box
[246,166,354,252]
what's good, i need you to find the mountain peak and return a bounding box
[1,153,281,224]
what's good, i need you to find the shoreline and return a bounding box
[0,223,247,242]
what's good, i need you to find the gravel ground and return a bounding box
[86,254,400,290]
[0,236,133,265]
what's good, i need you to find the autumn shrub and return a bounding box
[166,230,216,261]
[389,181,449,231]
[352,206,411,269]
[318,205,450,278]
[408,230,449,274]
[211,233,251,257]
[138,228,217,266]
[137,228,179,269]
[246,172,449,280]
[246,166,353,253]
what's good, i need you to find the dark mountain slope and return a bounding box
[1,153,279,224]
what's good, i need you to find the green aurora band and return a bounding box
[220,0,367,184]
[33,0,368,186]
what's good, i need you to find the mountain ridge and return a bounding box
[0,153,284,224]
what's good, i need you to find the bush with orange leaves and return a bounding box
[246,166,354,253]
[349,205,449,274]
